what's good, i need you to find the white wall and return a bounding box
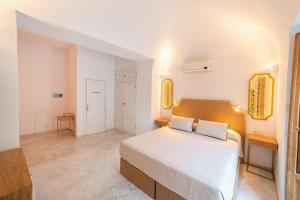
[136,60,153,134]
[116,58,138,70]
[0,6,19,151]
[76,46,116,136]
[18,36,69,135]
[66,46,77,115]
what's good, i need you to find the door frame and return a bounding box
[286,32,300,200]
[85,79,107,136]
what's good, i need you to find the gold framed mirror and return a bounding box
[248,73,274,120]
[161,79,173,109]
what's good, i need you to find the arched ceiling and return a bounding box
[4,0,300,63]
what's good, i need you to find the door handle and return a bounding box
[86,104,89,111]
[122,102,126,106]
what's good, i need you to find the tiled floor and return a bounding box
[21,130,278,200]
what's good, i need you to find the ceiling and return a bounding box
[4,0,300,63]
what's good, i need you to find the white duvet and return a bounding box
[120,126,240,200]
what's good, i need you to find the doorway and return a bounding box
[86,80,106,135]
[286,33,300,199]
[18,29,76,136]
[115,68,137,134]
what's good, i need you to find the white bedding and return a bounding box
[120,126,241,200]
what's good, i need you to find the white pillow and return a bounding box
[227,129,243,157]
[227,129,241,143]
[195,120,229,141]
[169,115,194,132]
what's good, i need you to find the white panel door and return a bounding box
[123,81,136,133]
[116,80,136,133]
[86,80,106,135]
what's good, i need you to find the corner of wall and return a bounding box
[0,5,19,151]
[135,59,154,134]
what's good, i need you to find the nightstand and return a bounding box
[154,118,170,127]
[247,134,278,180]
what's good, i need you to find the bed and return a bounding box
[120,99,246,200]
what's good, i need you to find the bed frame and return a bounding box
[120,99,246,200]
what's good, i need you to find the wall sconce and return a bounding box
[173,100,180,108]
[248,73,274,120]
[233,105,243,113]
[161,79,173,109]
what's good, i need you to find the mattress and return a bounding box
[120,126,240,200]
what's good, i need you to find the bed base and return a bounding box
[120,158,240,200]
[120,158,155,198]
[156,182,185,200]
[120,158,184,200]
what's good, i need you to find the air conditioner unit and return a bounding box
[181,61,211,73]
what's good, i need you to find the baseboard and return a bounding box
[115,128,136,135]
[247,161,273,171]
[81,128,117,137]
[20,129,57,137]
[20,128,75,138]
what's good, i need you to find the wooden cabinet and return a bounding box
[0,148,32,200]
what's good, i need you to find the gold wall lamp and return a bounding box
[161,79,173,109]
[248,73,274,120]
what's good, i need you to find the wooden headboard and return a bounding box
[173,99,246,154]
